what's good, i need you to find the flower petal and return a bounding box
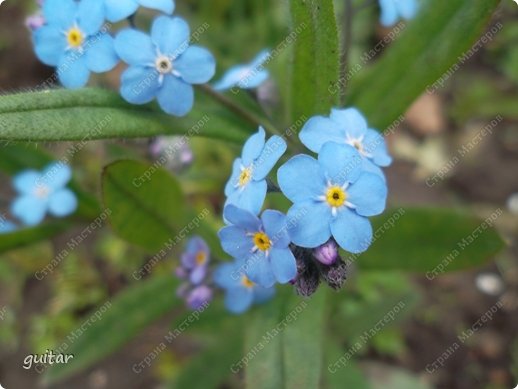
[224,158,242,197]
[242,127,265,166]
[347,173,387,217]
[33,25,65,66]
[261,210,290,248]
[157,75,194,116]
[85,33,118,73]
[189,266,207,285]
[41,162,72,190]
[78,0,105,35]
[225,179,267,216]
[397,0,418,19]
[11,196,48,226]
[379,0,399,26]
[57,51,90,89]
[363,129,392,167]
[330,108,368,139]
[214,262,240,289]
[331,209,372,253]
[299,116,345,153]
[225,287,254,314]
[48,189,78,217]
[218,226,254,259]
[105,0,138,23]
[253,285,275,303]
[151,16,190,57]
[213,65,248,91]
[253,135,287,180]
[245,252,276,288]
[175,46,216,84]
[223,205,262,232]
[43,0,77,29]
[13,170,39,195]
[139,0,175,15]
[277,155,325,203]
[115,28,155,66]
[120,66,160,104]
[270,248,297,284]
[318,142,362,185]
[287,201,332,248]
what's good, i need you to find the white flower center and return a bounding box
[34,184,50,199]
[318,182,355,217]
[155,55,173,74]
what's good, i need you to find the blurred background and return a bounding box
[0,0,517,388]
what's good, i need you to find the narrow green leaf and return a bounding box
[0,88,248,143]
[349,0,500,130]
[0,221,69,254]
[44,275,179,384]
[289,0,340,121]
[101,160,188,251]
[354,208,505,273]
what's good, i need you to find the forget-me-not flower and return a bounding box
[224,127,286,215]
[299,108,392,178]
[213,50,271,91]
[32,0,118,89]
[219,205,297,288]
[277,142,387,253]
[176,236,210,285]
[11,163,78,226]
[104,0,175,23]
[378,0,418,27]
[214,257,275,314]
[114,16,216,116]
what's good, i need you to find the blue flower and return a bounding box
[213,50,271,91]
[218,205,297,288]
[378,0,418,27]
[11,162,78,226]
[114,16,216,116]
[104,0,175,23]
[224,127,287,215]
[33,0,118,89]
[214,257,275,314]
[176,236,210,285]
[299,108,392,178]
[277,142,387,253]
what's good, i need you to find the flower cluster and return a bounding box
[215,107,390,311]
[1,162,78,234]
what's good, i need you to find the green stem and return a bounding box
[340,0,353,105]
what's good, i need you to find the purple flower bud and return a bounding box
[175,266,188,280]
[313,239,338,265]
[186,285,213,310]
[320,260,348,290]
[25,14,45,31]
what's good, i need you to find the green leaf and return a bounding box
[245,290,328,389]
[289,0,340,121]
[102,160,189,251]
[44,275,179,384]
[0,88,248,143]
[349,0,500,130]
[0,222,69,255]
[325,341,372,389]
[354,208,505,273]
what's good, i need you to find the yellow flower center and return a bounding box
[155,55,173,74]
[238,167,253,187]
[326,186,347,207]
[241,275,255,288]
[253,232,271,251]
[195,251,207,266]
[67,27,84,48]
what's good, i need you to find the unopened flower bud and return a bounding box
[313,239,338,265]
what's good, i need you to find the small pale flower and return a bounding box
[213,50,271,91]
[178,236,210,285]
[104,0,175,23]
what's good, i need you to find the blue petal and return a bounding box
[189,265,207,285]
[318,142,362,185]
[242,127,265,166]
[218,226,254,259]
[42,162,72,190]
[105,0,138,23]
[214,262,240,289]
[253,135,287,180]
[43,0,77,29]
[48,189,78,217]
[299,116,345,153]
[253,285,275,303]
[347,173,387,217]
[13,170,39,194]
[175,46,216,84]
[270,248,297,284]
[120,66,159,104]
[238,69,269,89]
[115,28,155,66]
[363,129,392,167]
[139,0,175,14]
[261,210,290,248]
[224,205,262,232]
[245,252,276,288]
[362,159,386,181]
[213,65,248,91]
[287,201,331,248]
[184,236,209,256]
[85,33,118,73]
[225,179,267,216]
[397,0,418,19]
[379,0,399,26]
[331,209,372,253]
[277,155,325,203]
[78,0,105,36]
[57,51,90,89]
[11,196,48,226]
[151,16,190,57]
[330,108,368,139]
[250,50,271,68]
[225,287,254,314]
[33,25,65,66]
[157,75,194,116]
[224,158,242,197]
